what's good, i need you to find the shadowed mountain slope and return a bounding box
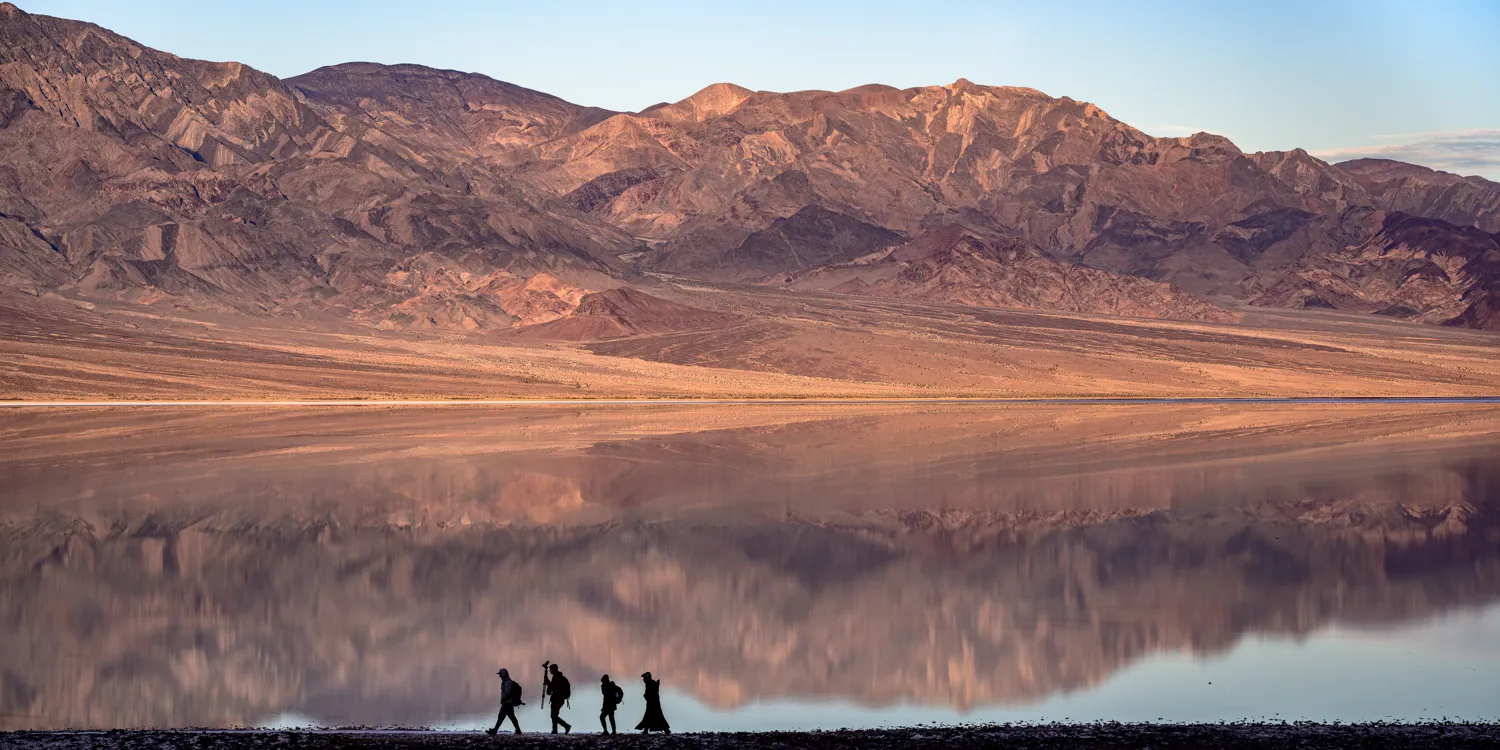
[779,218,1235,322]
[0,3,640,331]
[1253,211,1500,327]
[287,62,616,166]
[1336,159,1500,233]
[508,78,1500,326]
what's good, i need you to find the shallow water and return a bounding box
[1,404,1498,729]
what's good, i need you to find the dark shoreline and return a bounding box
[7,724,1500,749]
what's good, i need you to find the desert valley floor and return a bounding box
[4,284,1500,401]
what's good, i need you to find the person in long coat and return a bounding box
[635,671,671,734]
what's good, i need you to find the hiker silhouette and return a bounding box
[546,662,572,734]
[600,674,624,735]
[485,668,523,735]
[635,671,671,734]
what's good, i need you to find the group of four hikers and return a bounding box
[488,662,671,736]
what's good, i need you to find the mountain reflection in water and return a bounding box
[1,404,1498,729]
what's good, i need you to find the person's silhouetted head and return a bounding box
[497,668,510,679]
[601,674,610,683]
[550,663,561,675]
[641,672,652,681]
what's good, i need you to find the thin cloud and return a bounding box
[1312,129,1500,181]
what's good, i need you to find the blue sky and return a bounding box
[23,0,1500,179]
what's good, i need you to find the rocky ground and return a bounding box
[6,724,1500,750]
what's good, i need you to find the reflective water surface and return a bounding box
[2,404,1498,729]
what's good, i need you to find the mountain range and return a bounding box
[2,1,1499,346]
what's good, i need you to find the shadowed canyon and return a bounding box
[3,404,1499,729]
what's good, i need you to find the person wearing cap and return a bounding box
[635,671,670,734]
[485,668,524,735]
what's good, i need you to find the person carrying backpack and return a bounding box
[485,668,524,735]
[545,662,572,734]
[599,674,624,735]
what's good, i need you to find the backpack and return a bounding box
[503,679,524,706]
[611,684,624,706]
[552,674,571,702]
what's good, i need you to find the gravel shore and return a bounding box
[5,724,1500,749]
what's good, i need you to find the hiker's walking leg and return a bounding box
[501,704,520,734]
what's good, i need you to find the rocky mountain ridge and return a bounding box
[0,3,651,333]
[2,3,1500,334]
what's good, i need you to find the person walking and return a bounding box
[599,674,624,735]
[545,662,572,734]
[635,672,670,734]
[485,668,524,735]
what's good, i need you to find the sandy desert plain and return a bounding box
[4,284,1500,402]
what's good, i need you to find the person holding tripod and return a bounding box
[544,662,572,734]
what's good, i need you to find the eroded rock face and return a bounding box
[501,78,1500,327]
[1337,159,1500,234]
[0,3,637,329]
[1252,212,1500,325]
[287,63,615,162]
[780,220,1236,322]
